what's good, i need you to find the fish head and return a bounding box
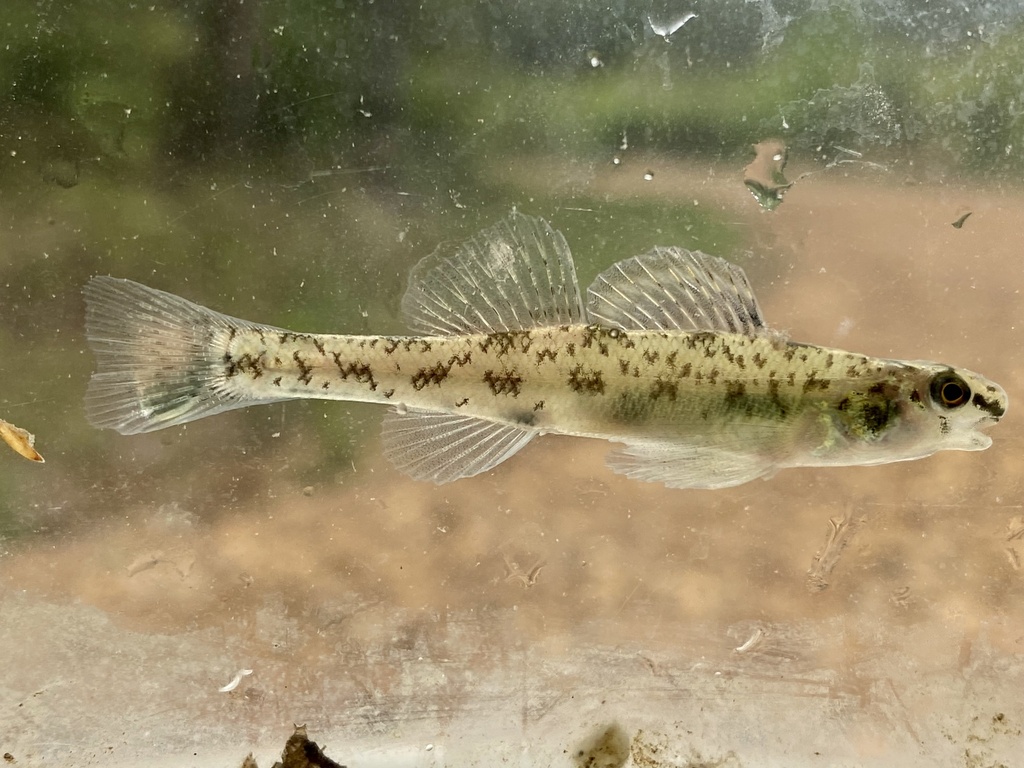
[822,362,1007,468]
[897,363,1007,455]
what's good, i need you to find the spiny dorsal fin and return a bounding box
[401,212,585,335]
[586,246,768,335]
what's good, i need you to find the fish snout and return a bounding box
[972,382,1008,422]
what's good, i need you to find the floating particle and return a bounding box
[951,211,973,229]
[0,419,44,463]
[734,627,765,653]
[219,668,253,693]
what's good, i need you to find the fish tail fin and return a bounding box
[83,276,261,435]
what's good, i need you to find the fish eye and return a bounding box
[930,372,971,409]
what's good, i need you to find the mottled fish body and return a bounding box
[84,213,1006,488]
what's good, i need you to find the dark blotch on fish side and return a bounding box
[649,377,678,401]
[513,411,537,427]
[723,380,747,408]
[803,372,830,393]
[837,389,899,439]
[333,356,378,391]
[567,365,606,395]
[483,369,524,397]
[293,352,313,385]
[479,331,532,356]
[721,382,789,420]
[611,391,655,424]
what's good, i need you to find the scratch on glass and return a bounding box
[503,554,544,588]
[807,512,863,592]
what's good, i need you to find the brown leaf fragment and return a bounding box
[951,211,973,229]
[0,419,44,463]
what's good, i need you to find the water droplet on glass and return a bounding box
[647,12,697,40]
[395,403,408,416]
[743,139,791,210]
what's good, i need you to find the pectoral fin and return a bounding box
[606,440,777,490]
[382,407,536,483]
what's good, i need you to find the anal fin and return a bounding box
[381,408,536,484]
[606,441,777,490]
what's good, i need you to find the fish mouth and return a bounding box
[972,391,1007,420]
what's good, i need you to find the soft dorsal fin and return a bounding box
[585,246,768,334]
[401,212,585,335]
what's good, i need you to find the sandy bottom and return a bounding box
[2,167,1023,767]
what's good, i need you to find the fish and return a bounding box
[82,212,1007,489]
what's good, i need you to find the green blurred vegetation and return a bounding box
[4,1,1024,182]
[1,0,1023,520]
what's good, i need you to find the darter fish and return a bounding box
[83,213,1007,489]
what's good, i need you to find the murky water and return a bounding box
[2,3,1024,766]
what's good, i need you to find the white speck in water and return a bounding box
[590,55,602,68]
[219,669,253,693]
[612,156,621,165]
[620,131,628,150]
[643,170,654,181]
[357,94,372,118]
[782,115,789,129]
[395,403,409,416]
[734,628,764,653]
